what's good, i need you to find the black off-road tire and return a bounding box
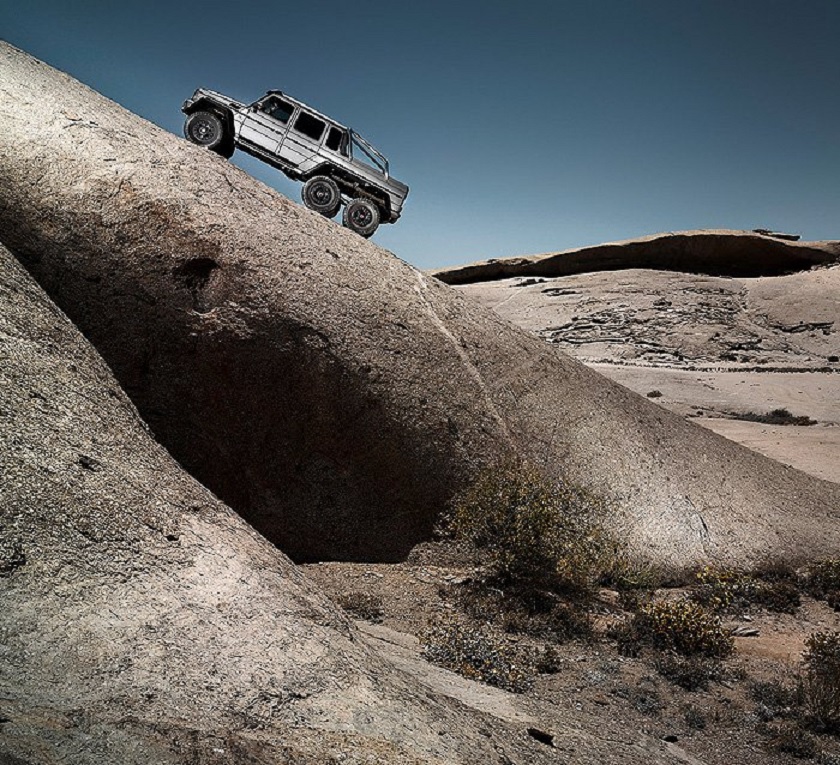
[301,176,341,218]
[342,197,380,238]
[184,111,226,152]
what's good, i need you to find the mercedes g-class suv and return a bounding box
[182,88,409,237]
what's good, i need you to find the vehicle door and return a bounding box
[278,108,329,172]
[237,95,295,153]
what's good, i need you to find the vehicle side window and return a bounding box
[261,97,294,124]
[293,111,326,141]
[326,126,347,155]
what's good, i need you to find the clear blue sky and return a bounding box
[2,1,838,269]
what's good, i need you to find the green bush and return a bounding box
[802,630,840,732]
[420,619,534,693]
[444,458,610,598]
[631,599,734,658]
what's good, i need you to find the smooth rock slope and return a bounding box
[1,41,839,568]
[2,243,587,765]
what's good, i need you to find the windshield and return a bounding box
[350,132,389,178]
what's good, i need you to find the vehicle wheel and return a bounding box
[301,176,341,218]
[342,197,380,238]
[184,111,226,151]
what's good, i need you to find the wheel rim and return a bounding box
[192,119,217,144]
[350,205,373,228]
[311,182,335,207]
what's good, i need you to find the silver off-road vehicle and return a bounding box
[182,88,409,237]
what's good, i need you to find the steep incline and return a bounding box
[1,243,590,765]
[1,42,838,568]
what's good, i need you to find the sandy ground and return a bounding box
[590,366,839,483]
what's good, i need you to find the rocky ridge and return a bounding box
[1,42,839,570]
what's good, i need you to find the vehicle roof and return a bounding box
[264,90,350,133]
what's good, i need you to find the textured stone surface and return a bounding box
[2,244,590,765]
[1,42,839,569]
[432,230,840,285]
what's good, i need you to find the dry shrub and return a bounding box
[420,619,534,693]
[802,630,840,732]
[655,654,720,691]
[684,705,707,730]
[337,591,384,623]
[691,565,756,612]
[444,458,610,598]
[753,580,801,614]
[750,679,800,721]
[631,599,733,658]
[737,408,817,426]
[768,721,818,759]
[455,581,592,642]
[692,563,801,615]
[806,560,840,601]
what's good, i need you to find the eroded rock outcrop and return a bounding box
[1,42,839,569]
[456,264,840,369]
[2,244,589,765]
[432,230,840,285]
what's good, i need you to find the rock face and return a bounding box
[1,42,839,569]
[432,230,840,285]
[2,244,586,765]
[456,265,840,370]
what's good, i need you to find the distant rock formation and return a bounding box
[1,42,839,569]
[456,264,840,370]
[432,230,840,285]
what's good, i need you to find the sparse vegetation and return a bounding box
[769,721,819,759]
[806,560,840,602]
[456,584,593,642]
[684,704,707,729]
[690,563,801,615]
[655,654,721,691]
[692,564,756,612]
[732,408,817,426]
[750,678,800,721]
[630,599,734,658]
[802,631,840,732]
[420,618,534,693]
[443,458,611,599]
[337,591,384,623]
[753,580,802,614]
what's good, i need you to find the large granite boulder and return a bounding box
[2,244,586,765]
[1,42,838,568]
